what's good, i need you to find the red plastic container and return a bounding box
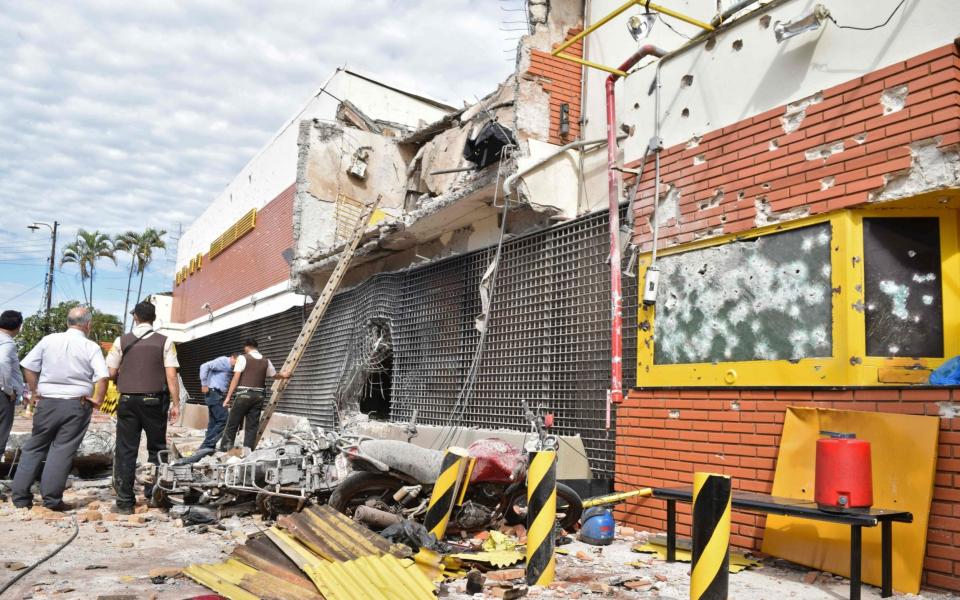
[815,432,873,510]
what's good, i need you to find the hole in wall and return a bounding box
[705,37,716,51]
[633,102,640,110]
[681,74,694,88]
[681,108,690,118]
[759,15,771,28]
[732,39,743,51]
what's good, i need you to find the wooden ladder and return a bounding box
[254,195,382,445]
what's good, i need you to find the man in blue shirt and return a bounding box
[198,354,237,452]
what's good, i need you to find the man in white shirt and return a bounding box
[0,311,25,487]
[219,338,289,452]
[11,307,107,510]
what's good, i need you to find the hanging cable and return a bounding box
[827,0,905,31]
[0,516,79,596]
[433,148,515,450]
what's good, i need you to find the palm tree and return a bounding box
[60,229,116,309]
[131,228,167,304]
[114,231,139,331]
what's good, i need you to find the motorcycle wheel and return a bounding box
[328,472,407,517]
[503,482,584,532]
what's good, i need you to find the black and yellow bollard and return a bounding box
[525,450,557,587]
[690,472,732,600]
[422,447,470,539]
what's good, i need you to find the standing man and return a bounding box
[219,338,289,452]
[0,310,25,500]
[106,301,179,514]
[11,307,107,510]
[197,353,237,451]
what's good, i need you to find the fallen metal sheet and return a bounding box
[232,533,318,591]
[631,538,760,573]
[310,554,435,600]
[762,407,938,595]
[277,504,410,562]
[184,558,322,600]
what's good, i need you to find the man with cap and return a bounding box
[11,306,107,510]
[0,310,25,498]
[190,353,237,457]
[219,338,290,452]
[106,301,179,513]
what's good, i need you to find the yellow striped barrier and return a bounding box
[422,447,470,539]
[525,450,557,586]
[691,472,732,600]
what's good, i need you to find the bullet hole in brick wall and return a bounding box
[705,37,716,51]
[738,191,746,199]
[681,75,694,88]
[681,108,690,118]
[759,15,772,29]
[730,400,741,411]
[732,39,743,51]
[769,139,779,151]
[668,409,681,419]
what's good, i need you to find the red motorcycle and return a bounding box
[329,405,583,532]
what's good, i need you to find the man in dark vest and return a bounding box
[106,301,180,514]
[219,338,289,452]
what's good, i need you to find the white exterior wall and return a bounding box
[158,280,306,343]
[578,0,959,165]
[170,70,454,338]
[175,70,452,271]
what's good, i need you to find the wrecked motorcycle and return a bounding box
[153,427,367,517]
[330,404,583,532]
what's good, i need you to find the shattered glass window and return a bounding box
[863,217,943,357]
[653,223,833,364]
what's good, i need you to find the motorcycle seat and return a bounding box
[358,439,446,484]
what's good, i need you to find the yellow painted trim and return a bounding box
[555,53,627,77]
[637,202,958,387]
[551,0,712,75]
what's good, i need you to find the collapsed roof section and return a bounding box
[292,0,587,296]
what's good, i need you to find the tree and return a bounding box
[60,229,116,310]
[113,230,139,331]
[132,228,166,305]
[17,301,123,358]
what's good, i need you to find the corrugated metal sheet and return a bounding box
[310,554,435,600]
[184,558,322,600]
[187,508,435,600]
[177,207,637,476]
[277,504,409,562]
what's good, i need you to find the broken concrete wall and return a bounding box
[292,119,410,285]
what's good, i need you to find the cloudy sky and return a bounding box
[0,1,519,321]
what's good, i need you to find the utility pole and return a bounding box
[28,221,59,333]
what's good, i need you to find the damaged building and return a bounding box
[163,0,960,594]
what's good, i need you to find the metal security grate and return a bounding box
[177,207,637,477]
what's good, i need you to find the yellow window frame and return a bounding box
[636,202,959,387]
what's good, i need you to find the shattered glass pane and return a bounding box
[653,223,833,364]
[863,217,943,357]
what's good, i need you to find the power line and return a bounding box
[0,282,44,305]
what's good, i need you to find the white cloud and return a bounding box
[0,1,518,315]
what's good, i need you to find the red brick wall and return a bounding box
[171,184,295,323]
[528,28,583,145]
[615,387,960,591]
[629,43,960,249]
[616,43,960,593]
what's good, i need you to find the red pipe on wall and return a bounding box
[605,45,666,417]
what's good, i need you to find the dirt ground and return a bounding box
[2,486,959,600]
[1,420,958,599]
